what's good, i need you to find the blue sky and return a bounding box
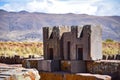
[0,0,120,16]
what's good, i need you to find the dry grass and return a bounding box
[0,41,119,57]
[0,42,43,58]
[102,41,120,56]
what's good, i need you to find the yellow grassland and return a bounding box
[0,41,43,57]
[0,41,119,57]
[102,41,120,56]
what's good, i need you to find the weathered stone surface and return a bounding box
[0,68,40,80]
[0,55,23,64]
[22,59,60,72]
[61,60,86,73]
[87,60,120,80]
[43,25,102,60]
[38,60,60,72]
[22,58,43,69]
[116,54,120,60]
[39,72,111,80]
[65,73,111,80]
[39,72,64,80]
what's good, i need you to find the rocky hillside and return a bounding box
[0,9,120,41]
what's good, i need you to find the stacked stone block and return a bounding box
[41,25,102,73]
[0,55,23,64]
[38,60,60,72]
[21,25,120,79]
[22,58,42,69]
[87,60,120,80]
[23,25,102,73]
[43,25,102,61]
[61,60,86,73]
[87,60,120,74]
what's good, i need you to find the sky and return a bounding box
[0,0,120,16]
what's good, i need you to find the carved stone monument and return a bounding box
[42,25,102,73]
[43,25,102,60]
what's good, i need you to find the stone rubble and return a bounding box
[0,67,40,80]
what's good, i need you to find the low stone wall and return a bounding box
[22,58,119,80]
[0,55,23,64]
[87,60,120,80]
[102,54,120,60]
[0,55,39,64]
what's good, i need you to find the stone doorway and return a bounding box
[49,48,53,59]
[77,47,83,60]
[67,42,70,60]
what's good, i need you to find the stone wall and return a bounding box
[87,60,120,80]
[102,54,120,60]
[0,55,23,64]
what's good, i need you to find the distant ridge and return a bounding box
[0,9,120,41]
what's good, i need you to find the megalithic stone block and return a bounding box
[39,72,64,80]
[65,73,111,80]
[61,60,86,73]
[0,68,40,80]
[0,75,11,80]
[39,72,111,80]
[22,58,43,69]
[38,60,60,72]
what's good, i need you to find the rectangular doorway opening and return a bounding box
[49,48,53,59]
[67,42,70,60]
[77,48,83,60]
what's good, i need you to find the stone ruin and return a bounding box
[0,55,36,64]
[41,25,102,73]
[43,25,102,61]
[22,25,120,80]
[0,67,40,80]
[0,24,119,80]
[0,55,23,64]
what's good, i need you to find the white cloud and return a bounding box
[94,0,120,16]
[25,0,98,14]
[0,0,120,16]
[26,0,47,12]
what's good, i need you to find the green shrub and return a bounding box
[105,39,114,43]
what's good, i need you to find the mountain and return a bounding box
[0,10,120,41]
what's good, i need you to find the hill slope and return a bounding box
[0,10,120,41]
